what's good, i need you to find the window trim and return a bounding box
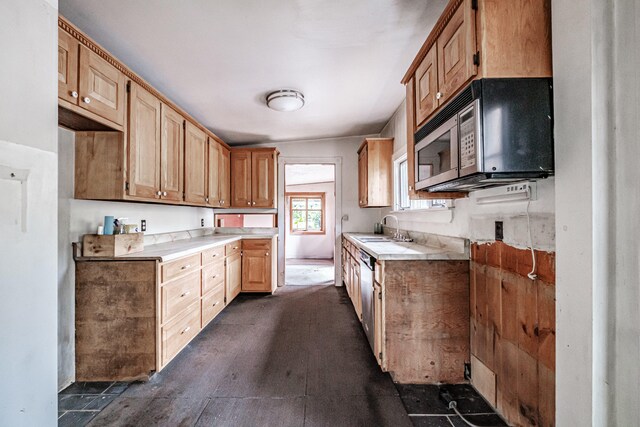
[393,153,452,212]
[286,192,326,235]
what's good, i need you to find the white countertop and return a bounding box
[76,233,277,262]
[343,233,469,261]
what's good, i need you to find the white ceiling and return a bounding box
[285,164,335,186]
[59,0,447,144]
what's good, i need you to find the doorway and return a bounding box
[283,164,336,286]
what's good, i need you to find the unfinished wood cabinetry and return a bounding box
[225,249,242,303]
[159,104,185,202]
[230,148,278,208]
[241,238,277,293]
[184,122,208,206]
[58,28,79,105]
[219,146,231,207]
[357,138,393,208]
[207,139,221,207]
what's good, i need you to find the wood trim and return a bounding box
[286,192,326,235]
[58,15,229,149]
[401,0,465,83]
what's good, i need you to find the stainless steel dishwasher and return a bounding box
[359,249,375,352]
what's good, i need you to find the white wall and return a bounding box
[0,0,59,425]
[379,100,556,251]
[57,127,214,390]
[285,182,335,259]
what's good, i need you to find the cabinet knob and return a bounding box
[180,291,190,298]
[247,201,251,205]
[181,264,191,270]
[156,191,162,196]
[265,252,269,256]
[205,197,209,202]
[219,200,223,205]
[70,91,78,98]
[436,92,443,100]
[82,96,91,104]
[212,301,219,307]
[180,326,191,335]
[252,201,256,205]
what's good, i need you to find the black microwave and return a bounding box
[414,78,554,192]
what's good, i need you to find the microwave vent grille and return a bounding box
[414,83,475,143]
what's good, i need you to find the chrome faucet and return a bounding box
[381,214,400,240]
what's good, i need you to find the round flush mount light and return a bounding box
[266,89,305,112]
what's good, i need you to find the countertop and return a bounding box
[343,233,469,261]
[75,232,277,262]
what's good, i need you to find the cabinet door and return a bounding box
[374,282,383,366]
[436,0,477,105]
[184,122,208,205]
[230,151,252,207]
[226,253,242,303]
[219,146,230,207]
[207,139,221,207]
[58,29,79,104]
[78,46,126,126]
[160,104,184,202]
[128,83,161,199]
[251,151,275,208]
[358,147,368,207]
[241,249,271,292]
[415,44,438,127]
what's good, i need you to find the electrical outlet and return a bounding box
[495,221,503,241]
[201,218,204,227]
[141,219,146,232]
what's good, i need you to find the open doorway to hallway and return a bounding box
[284,164,336,286]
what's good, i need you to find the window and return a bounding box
[394,154,449,211]
[287,193,325,234]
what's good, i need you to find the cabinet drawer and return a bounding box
[161,253,201,283]
[161,271,200,324]
[161,301,200,366]
[242,239,271,250]
[201,284,225,327]
[225,241,241,257]
[202,245,224,265]
[202,261,225,295]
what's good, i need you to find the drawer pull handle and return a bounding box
[180,326,191,335]
[212,301,219,307]
[181,264,191,270]
[211,275,218,279]
[180,291,190,297]
[211,254,217,258]
[232,246,238,250]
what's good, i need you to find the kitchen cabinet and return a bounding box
[207,139,221,207]
[159,104,185,202]
[184,121,208,205]
[374,280,383,366]
[127,82,161,200]
[231,148,278,208]
[241,238,277,293]
[357,138,393,208]
[402,0,551,199]
[225,250,242,303]
[219,146,231,207]
[58,28,79,105]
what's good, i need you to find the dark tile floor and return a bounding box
[59,285,508,427]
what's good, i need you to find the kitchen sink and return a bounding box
[355,237,391,243]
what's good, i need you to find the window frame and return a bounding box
[287,192,326,235]
[393,153,451,211]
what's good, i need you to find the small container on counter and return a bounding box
[103,216,115,235]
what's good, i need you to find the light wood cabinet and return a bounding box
[219,146,231,207]
[184,122,208,205]
[374,281,383,366]
[241,239,276,293]
[357,138,393,208]
[127,82,161,200]
[415,45,438,127]
[226,252,242,303]
[58,28,79,104]
[160,104,184,202]
[231,148,278,208]
[207,139,221,207]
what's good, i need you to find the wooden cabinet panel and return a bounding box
[128,83,161,199]
[225,241,241,257]
[415,44,438,127]
[207,139,221,207]
[226,252,242,303]
[202,246,225,265]
[358,148,367,207]
[58,28,79,104]
[184,122,208,205]
[201,261,225,295]
[160,104,184,202]
[78,46,126,126]
[201,283,225,328]
[241,249,271,292]
[251,151,275,208]
[231,151,252,207]
[161,301,200,367]
[160,271,200,324]
[374,282,383,366]
[436,0,477,105]
[219,146,231,207]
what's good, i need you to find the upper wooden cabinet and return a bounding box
[207,139,221,208]
[58,28,79,105]
[403,0,552,129]
[128,82,161,200]
[219,146,231,207]
[184,122,208,206]
[358,138,393,208]
[160,104,185,202]
[230,148,277,208]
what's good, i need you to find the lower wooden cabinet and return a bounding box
[201,281,225,328]
[241,238,276,293]
[161,300,200,366]
[226,252,242,303]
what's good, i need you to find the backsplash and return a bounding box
[381,225,469,255]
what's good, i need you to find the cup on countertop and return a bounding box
[103,216,115,235]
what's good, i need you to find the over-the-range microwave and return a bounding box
[414,78,554,192]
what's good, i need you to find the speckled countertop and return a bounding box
[343,233,469,261]
[75,231,277,262]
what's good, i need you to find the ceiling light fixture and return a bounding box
[266,89,305,112]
